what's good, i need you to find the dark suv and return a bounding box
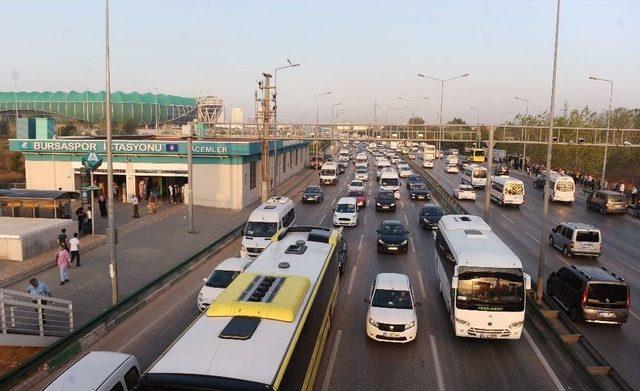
[547,265,630,324]
[586,190,628,214]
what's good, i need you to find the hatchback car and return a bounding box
[445,163,459,174]
[376,220,409,253]
[409,183,430,200]
[355,168,369,182]
[375,190,397,212]
[333,197,359,227]
[348,189,368,208]
[366,273,419,343]
[198,257,250,311]
[348,180,365,192]
[419,205,445,229]
[453,184,477,201]
[549,222,601,258]
[301,185,324,203]
[547,265,629,324]
[587,190,628,214]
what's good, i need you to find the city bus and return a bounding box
[468,148,485,163]
[423,144,436,161]
[139,226,343,391]
[435,215,531,339]
[490,176,525,207]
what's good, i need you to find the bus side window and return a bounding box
[110,382,124,391]
[282,208,295,227]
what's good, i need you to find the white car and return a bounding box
[422,159,434,168]
[333,197,359,227]
[399,168,413,178]
[366,273,418,343]
[348,180,366,192]
[390,156,401,164]
[355,168,369,181]
[197,257,251,311]
[454,184,477,200]
[445,163,459,174]
[408,153,416,159]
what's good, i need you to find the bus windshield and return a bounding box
[456,271,524,311]
[381,178,399,187]
[244,221,278,238]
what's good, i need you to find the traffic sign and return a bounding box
[82,152,103,171]
[86,185,101,191]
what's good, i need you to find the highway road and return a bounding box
[422,157,640,389]
[32,152,590,391]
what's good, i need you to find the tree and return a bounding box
[9,152,23,172]
[119,118,138,135]
[447,118,466,125]
[407,117,425,125]
[58,122,78,136]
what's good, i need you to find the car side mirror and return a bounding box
[376,229,380,233]
[451,276,459,289]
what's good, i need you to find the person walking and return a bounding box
[55,245,71,285]
[619,181,625,194]
[631,185,638,204]
[85,207,93,234]
[57,228,70,251]
[26,278,51,323]
[69,232,81,267]
[169,184,175,204]
[148,192,157,215]
[98,195,107,217]
[131,194,140,218]
[75,206,86,235]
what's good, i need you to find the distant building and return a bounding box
[231,108,244,124]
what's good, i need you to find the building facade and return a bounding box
[9,138,309,210]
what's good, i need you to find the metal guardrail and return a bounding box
[409,158,632,390]
[0,223,244,389]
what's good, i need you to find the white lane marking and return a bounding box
[429,335,446,391]
[321,329,343,391]
[525,231,540,244]
[347,266,358,295]
[410,237,416,253]
[549,219,559,226]
[523,204,534,212]
[404,214,409,225]
[363,214,367,225]
[613,255,640,274]
[118,279,202,352]
[630,311,640,321]
[358,233,364,252]
[501,214,515,224]
[417,270,427,299]
[399,199,404,208]
[523,329,566,391]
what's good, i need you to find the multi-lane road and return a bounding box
[30,150,637,391]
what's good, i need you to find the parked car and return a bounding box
[419,205,445,229]
[586,190,628,214]
[375,190,397,212]
[408,183,430,200]
[376,220,409,253]
[453,184,477,201]
[301,185,325,203]
[547,265,629,324]
[549,222,602,259]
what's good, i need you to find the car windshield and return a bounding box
[336,203,356,213]
[350,181,363,187]
[576,230,599,242]
[321,169,336,175]
[377,192,395,200]
[244,221,278,238]
[372,289,413,309]
[205,270,240,288]
[356,169,367,173]
[456,271,524,311]
[349,190,364,197]
[460,186,473,191]
[305,187,321,194]
[380,224,405,235]
[412,184,427,191]
[587,283,628,308]
[423,207,443,216]
[381,178,399,186]
[473,169,487,178]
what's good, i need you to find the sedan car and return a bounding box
[445,163,459,174]
[348,189,368,208]
[409,183,430,200]
[197,257,250,311]
[355,168,369,181]
[348,180,365,192]
[405,174,423,189]
[453,184,477,201]
[301,185,325,203]
[376,220,409,253]
[422,159,434,168]
[419,205,445,229]
[375,190,397,212]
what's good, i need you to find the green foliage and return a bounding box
[9,152,23,172]
[447,118,466,125]
[119,118,138,135]
[407,117,425,125]
[58,122,78,136]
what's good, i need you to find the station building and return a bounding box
[9,137,310,210]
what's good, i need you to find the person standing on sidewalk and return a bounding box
[131,194,140,218]
[26,278,51,322]
[86,207,93,233]
[98,195,107,217]
[632,185,638,204]
[55,245,71,285]
[69,232,81,267]
[75,206,86,235]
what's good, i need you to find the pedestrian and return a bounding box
[55,245,71,285]
[69,232,81,267]
[619,181,625,194]
[75,206,86,235]
[57,228,69,251]
[26,278,51,322]
[632,185,638,204]
[98,195,107,217]
[169,184,175,204]
[86,207,93,234]
[148,193,157,214]
[131,194,140,218]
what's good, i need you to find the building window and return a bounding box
[250,161,256,189]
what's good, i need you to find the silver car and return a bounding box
[549,222,601,259]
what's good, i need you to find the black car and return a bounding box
[533,174,546,189]
[301,186,324,203]
[547,265,629,324]
[409,183,430,200]
[494,163,510,176]
[323,153,333,162]
[375,190,397,212]
[406,174,424,189]
[419,205,445,229]
[376,220,409,253]
[338,165,345,174]
[337,235,348,276]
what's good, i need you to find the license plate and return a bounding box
[418,196,425,199]
[388,246,398,251]
[478,333,498,339]
[581,243,590,248]
[382,331,400,337]
[382,206,389,209]
[599,312,615,318]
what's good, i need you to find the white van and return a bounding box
[44,351,140,391]
[379,168,400,199]
[241,196,295,257]
[445,154,459,165]
[356,153,368,167]
[376,159,391,180]
[333,197,359,226]
[365,273,418,343]
[490,176,525,207]
[197,257,252,311]
[320,161,339,185]
[461,165,488,188]
[549,172,576,203]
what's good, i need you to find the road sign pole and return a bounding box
[91,171,95,237]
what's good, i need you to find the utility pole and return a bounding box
[588,76,614,187]
[187,123,195,234]
[104,0,118,305]
[315,91,332,170]
[536,0,561,306]
[260,73,273,202]
[515,96,530,172]
[483,126,494,221]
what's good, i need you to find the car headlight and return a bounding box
[368,317,379,327]
[405,320,416,329]
[390,203,396,206]
[509,321,524,329]
[455,317,470,326]
[376,202,381,206]
[401,240,408,245]
[378,239,385,245]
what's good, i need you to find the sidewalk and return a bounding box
[5,169,315,328]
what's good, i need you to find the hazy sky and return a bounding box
[2,1,638,124]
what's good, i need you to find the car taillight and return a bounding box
[627,290,631,310]
[581,288,588,305]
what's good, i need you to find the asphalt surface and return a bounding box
[422,158,640,389]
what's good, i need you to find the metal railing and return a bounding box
[0,288,73,346]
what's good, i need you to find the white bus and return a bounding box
[379,168,400,198]
[435,215,530,339]
[446,148,459,156]
[548,172,575,203]
[140,226,344,391]
[461,165,487,188]
[423,144,436,160]
[490,176,525,207]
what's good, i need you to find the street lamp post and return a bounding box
[515,96,530,171]
[469,106,480,125]
[273,59,300,194]
[588,76,614,187]
[536,0,562,306]
[331,102,343,151]
[417,73,469,150]
[315,91,332,169]
[154,87,159,131]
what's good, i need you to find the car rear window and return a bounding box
[576,230,599,242]
[587,283,628,308]
[609,194,627,203]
